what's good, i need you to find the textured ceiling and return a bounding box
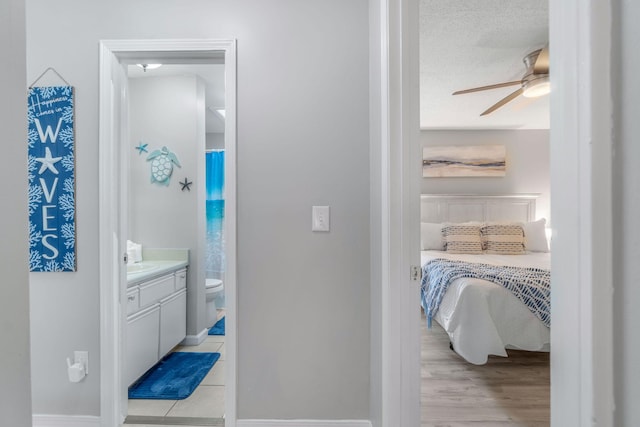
[419,0,549,129]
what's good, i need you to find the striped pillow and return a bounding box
[442,223,483,254]
[481,223,526,255]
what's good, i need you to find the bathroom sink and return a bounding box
[126,263,158,274]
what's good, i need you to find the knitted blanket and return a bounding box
[421,258,550,328]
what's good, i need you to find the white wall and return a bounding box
[26,0,370,420]
[206,133,224,150]
[612,1,640,425]
[128,75,207,336]
[421,130,550,222]
[0,0,32,425]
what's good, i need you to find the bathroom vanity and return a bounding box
[125,249,189,387]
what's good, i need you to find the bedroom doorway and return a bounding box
[98,39,237,427]
[407,0,615,425]
[415,0,553,423]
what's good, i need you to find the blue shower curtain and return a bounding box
[206,150,225,200]
[206,150,225,278]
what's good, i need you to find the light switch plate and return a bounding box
[312,206,330,232]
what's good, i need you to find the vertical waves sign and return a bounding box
[27,86,76,271]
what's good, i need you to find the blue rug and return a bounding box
[128,352,220,400]
[208,316,225,335]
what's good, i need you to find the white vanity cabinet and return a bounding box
[139,274,175,307]
[125,267,187,386]
[175,268,187,290]
[159,290,187,356]
[126,286,140,315]
[125,304,160,387]
[159,268,188,355]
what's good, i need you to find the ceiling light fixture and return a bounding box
[136,64,162,72]
[522,75,550,98]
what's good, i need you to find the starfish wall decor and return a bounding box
[35,147,63,175]
[179,177,193,191]
[135,142,148,154]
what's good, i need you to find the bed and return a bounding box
[420,194,551,365]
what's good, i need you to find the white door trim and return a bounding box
[549,1,614,426]
[381,0,421,425]
[98,39,237,427]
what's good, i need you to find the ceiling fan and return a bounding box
[452,45,550,116]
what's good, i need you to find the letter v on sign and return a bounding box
[35,118,63,143]
[39,177,59,203]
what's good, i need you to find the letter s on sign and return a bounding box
[42,234,59,260]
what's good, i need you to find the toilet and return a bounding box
[205,279,224,327]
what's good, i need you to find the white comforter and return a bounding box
[421,250,551,365]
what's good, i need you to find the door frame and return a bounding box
[547,1,614,425]
[98,39,237,427]
[380,0,421,426]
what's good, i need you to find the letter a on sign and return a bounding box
[27,86,76,272]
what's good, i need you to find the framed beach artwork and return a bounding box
[422,145,506,178]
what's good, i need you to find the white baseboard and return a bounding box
[237,420,372,427]
[182,327,209,346]
[32,415,371,427]
[33,414,100,427]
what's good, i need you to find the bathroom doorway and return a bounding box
[125,61,227,423]
[98,40,237,427]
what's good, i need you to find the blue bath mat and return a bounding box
[208,316,225,335]
[128,352,219,400]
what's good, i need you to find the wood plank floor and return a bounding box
[421,312,550,427]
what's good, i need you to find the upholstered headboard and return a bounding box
[420,194,539,223]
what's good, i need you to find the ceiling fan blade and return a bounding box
[480,87,524,116]
[533,45,549,74]
[452,80,522,95]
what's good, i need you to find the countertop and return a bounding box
[126,248,189,287]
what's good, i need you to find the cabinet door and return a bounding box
[159,289,187,357]
[125,304,160,386]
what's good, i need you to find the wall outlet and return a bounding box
[74,350,88,375]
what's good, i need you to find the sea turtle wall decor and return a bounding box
[147,146,181,185]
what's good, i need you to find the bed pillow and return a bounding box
[523,218,549,252]
[421,222,444,250]
[441,222,483,254]
[481,222,526,255]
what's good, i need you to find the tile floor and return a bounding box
[124,310,225,425]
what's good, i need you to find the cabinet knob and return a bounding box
[128,296,136,301]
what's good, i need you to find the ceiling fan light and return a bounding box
[136,63,163,72]
[522,76,550,98]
